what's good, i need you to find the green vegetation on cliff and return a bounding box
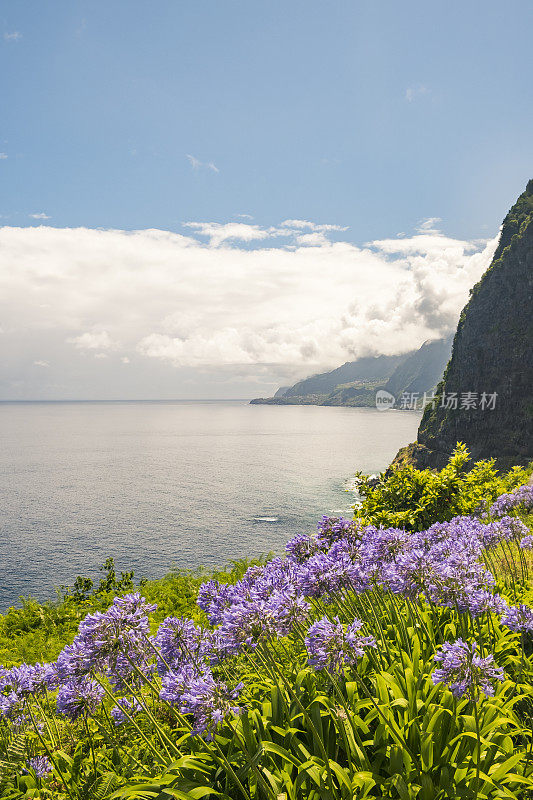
[402,180,533,471]
[355,443,531,531]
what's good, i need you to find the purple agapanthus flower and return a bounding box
[197,580,237,625]
[53,594,156,687]
[305,616,376,674]
[381,547,431,599]
[317,516,361,546]
[56,677,104,720]
[153,617,204,675]
[500,516,529,538]
[490,485,533,517]
[179,672,243,739]
[160,664,203,706]
[0,690,23,720]
[462,590,507,618]
[501,604,533,633]
[296,552,368,599]
[359,526,411,571]
[432,639,504,700]
[111,696,143,725]
[76,593,156,672]
[216,598,282,654]
[265,588,310,636]
[0,663,56,719]
[285,533,323,563]
[520,535,533,550]
[24,756,52,777]
[248,558,302,599]
[54,640,93,682]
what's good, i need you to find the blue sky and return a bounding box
[1,1,531,398]
[2,0,532,240]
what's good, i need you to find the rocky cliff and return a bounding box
[398,180,533,471]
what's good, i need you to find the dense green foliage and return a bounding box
[354,443,531,531]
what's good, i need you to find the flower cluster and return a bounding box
[432,639,504,700]
[111,696,143,725]
[153,617,205,674]
[180,674,244,739]
[56,677,105,720]
[316,515,361,545]
[490,484,533,517]
[305,616,376,674]
[160,663,202,706]
[0,662,56,719]
[54,593,156,692]
[291,513,511,617]
[286,533,323,563]
[24,756,52,777]
[501,604,533,633]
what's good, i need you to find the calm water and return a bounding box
[0,401,419,610]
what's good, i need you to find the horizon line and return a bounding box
[0,398,257,403]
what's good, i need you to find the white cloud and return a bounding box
[294,231,330,246]
[183,221,271,247]
[0,153,8,160]
[33,360,49,367]
[280,219,347,233]
[4,31,21,42]
[0,221,498,397]
[67,331,116,351]
[186,154,219,173]
[405,85,430,102]
[29,212,51,220]
[417,217,442,233]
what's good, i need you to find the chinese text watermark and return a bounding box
[376,389,498,412]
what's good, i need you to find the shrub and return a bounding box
[353,443,531,531]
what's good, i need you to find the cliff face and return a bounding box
[383,335,453,399]
[404,180,533,471]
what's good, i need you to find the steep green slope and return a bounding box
[282,353,410,398]
[384,335,453,399]
[401,180,533,470]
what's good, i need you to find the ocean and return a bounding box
[0,401,420,610]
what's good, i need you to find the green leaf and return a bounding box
[489,753,524,782]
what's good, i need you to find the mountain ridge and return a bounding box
[251,336,453,408]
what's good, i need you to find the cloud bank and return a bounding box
[0,219,497,398]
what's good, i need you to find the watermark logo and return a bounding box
[399,390,498,411]
[376,389,498,411]
[375,389,396,411]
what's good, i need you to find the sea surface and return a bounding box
[0,401,420,610]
